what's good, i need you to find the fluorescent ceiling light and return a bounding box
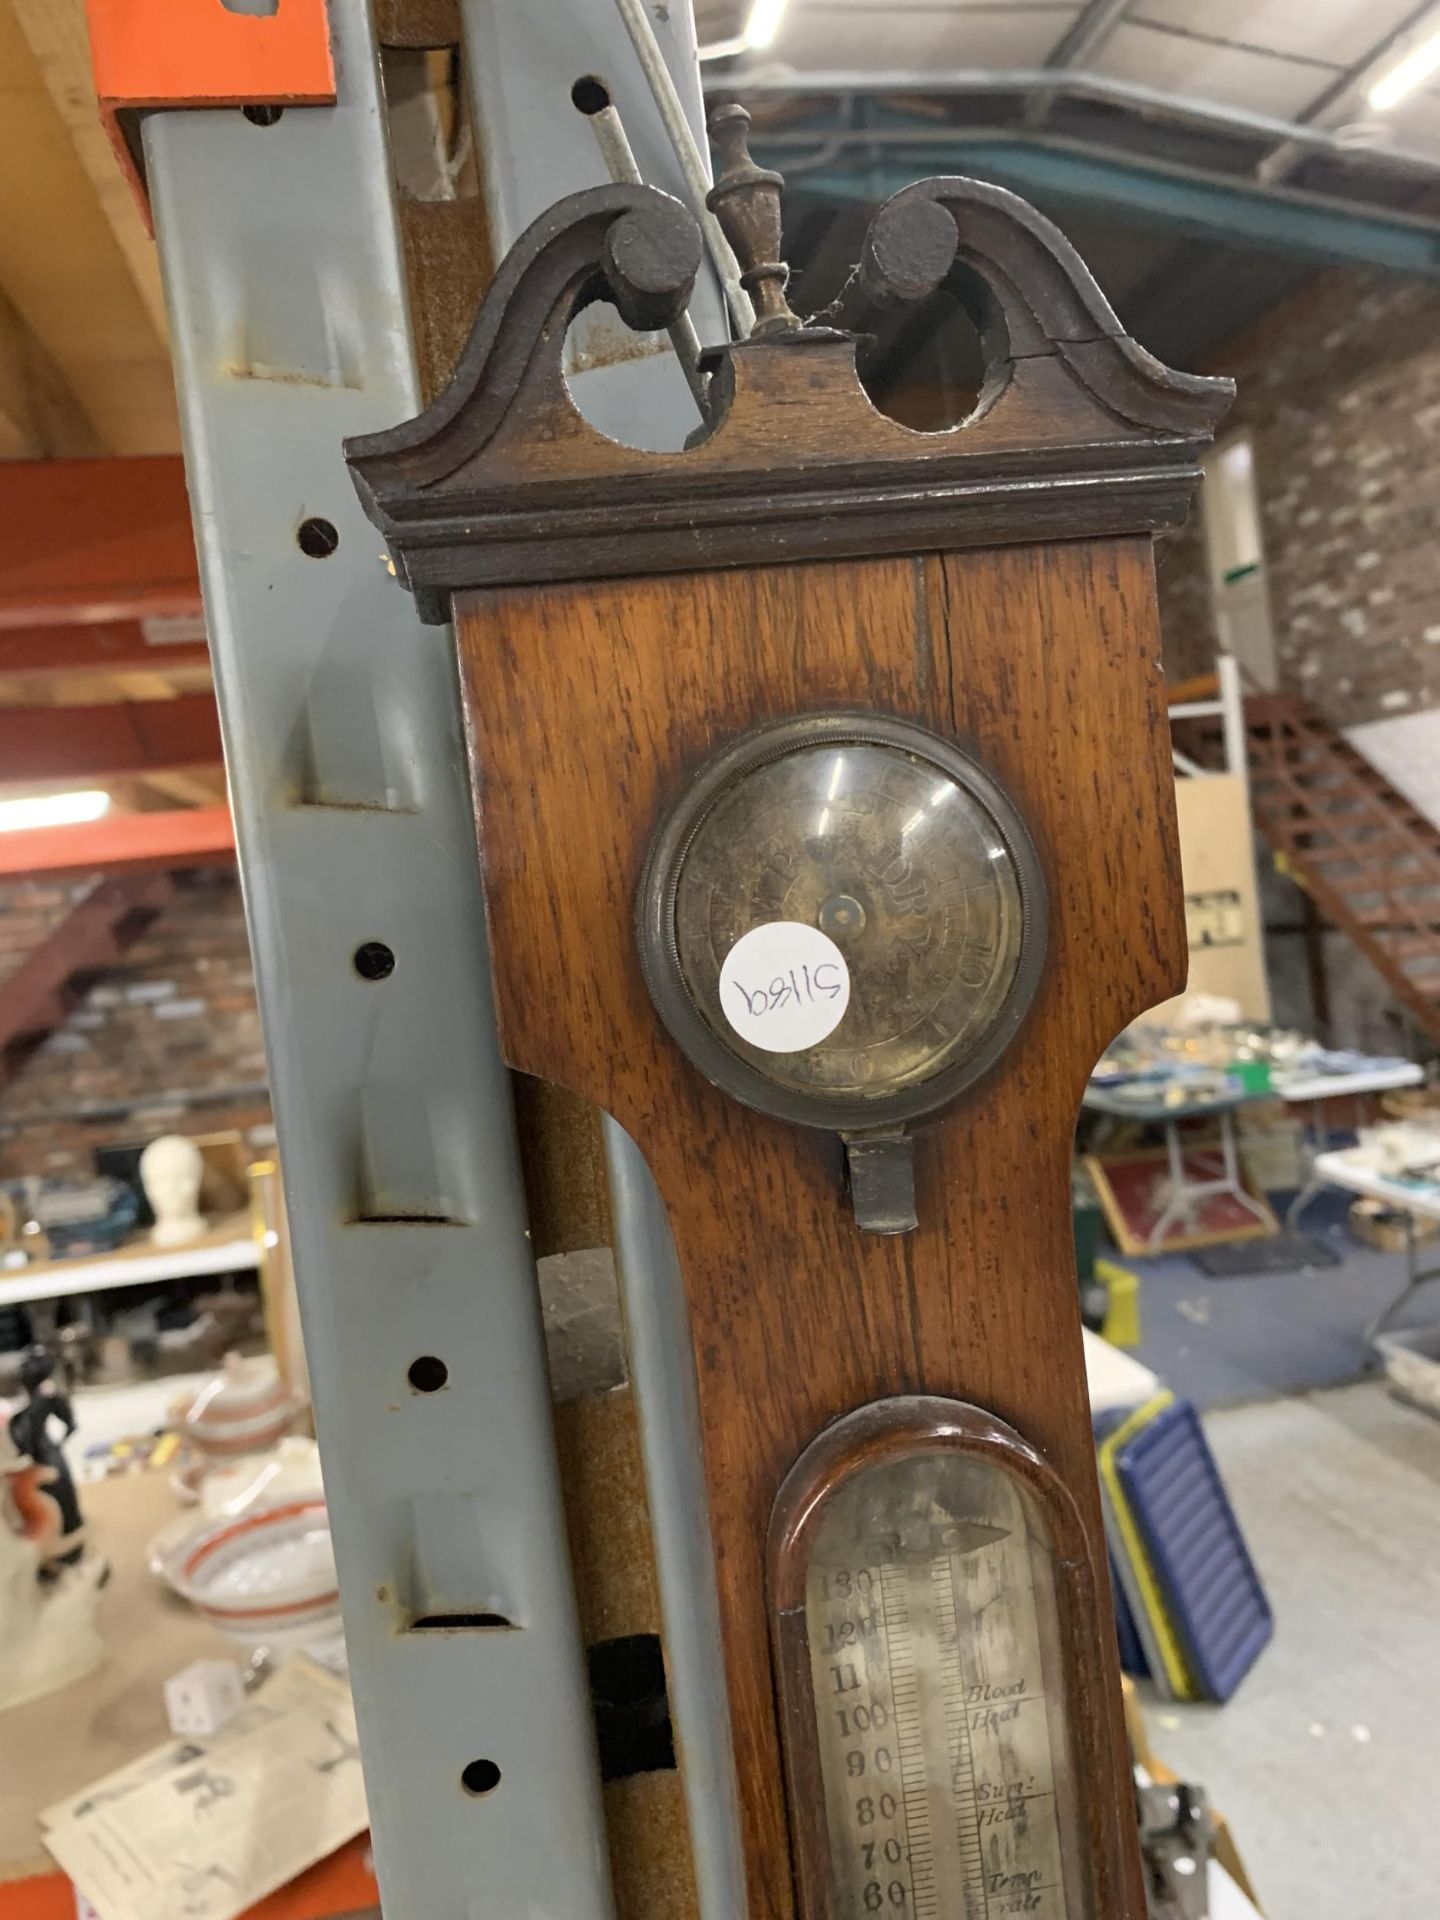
[1368,25,1440,111]
[0,790,111,834]
[744,0,789,51]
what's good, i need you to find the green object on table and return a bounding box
[1233,1059,1272,1096]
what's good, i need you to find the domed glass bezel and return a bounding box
[636,711,1048,1133]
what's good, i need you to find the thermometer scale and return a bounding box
[772,1401,1100,1920]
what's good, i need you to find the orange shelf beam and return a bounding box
[0,805,234,880]
[0,458,202,630]
[0,693,222,785]
[86,0,335,226]
[0,620,208,679]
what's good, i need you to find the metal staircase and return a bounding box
[0,871,173,1084]
[1237,691,1440,1042]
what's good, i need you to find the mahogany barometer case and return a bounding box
[347,125,1230,1920]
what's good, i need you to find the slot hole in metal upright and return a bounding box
[297,516,340,557]
[354,940,396,980]
[571,75,612,116]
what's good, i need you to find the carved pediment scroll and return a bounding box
[346,164,1231,619]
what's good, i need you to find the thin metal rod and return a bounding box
[709,67,1440,179]
[1218,652,1250,793]
[612,0,756,333]
[581,92,714,418]
[698,34,749,62]
[1025,0,1133,126]
[602,1117,748,1920]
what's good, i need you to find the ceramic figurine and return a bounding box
[172,1353,303,1499]
[8,1346,84,1566]
[139,1133,207,1247]
[0,1407,104,1710]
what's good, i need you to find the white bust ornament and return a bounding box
[140,1133,207,1247]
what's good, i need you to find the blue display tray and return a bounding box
[1114,1397,1272,1703]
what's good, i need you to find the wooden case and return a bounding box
[346,163,1230,1920]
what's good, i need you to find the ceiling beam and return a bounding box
[0,279,101,457]
[6,0,169,343]
[1258,0,1440,184]
[751,129,1440,278]
[1025,0,1133,126]
[0,619,207,676]
[731,71,1440,183]
[139,768,229,809]
[0,802,233,880]
[0,690,221,785]
[0,0,177,454]
[0,456,201,627]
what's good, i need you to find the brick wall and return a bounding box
[1155,270,1440,1052]
[1154,509,1217,688]
[0,868,272,1180]
[1156,271,1440,729]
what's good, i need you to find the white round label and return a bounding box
[718,921,851,1053]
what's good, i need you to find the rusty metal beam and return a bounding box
[0,871,174,1067]
[0,455,201,628]
[0,802,233,879]
[0,691,220,784]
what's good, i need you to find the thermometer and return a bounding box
[772,1400,1102,1920]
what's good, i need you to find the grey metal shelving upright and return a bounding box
[144,5,610,1914]
[139,1,742,1915]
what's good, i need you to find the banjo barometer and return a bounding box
[347,107,1230,1920]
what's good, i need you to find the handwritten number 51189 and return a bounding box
[731,963,844,1018]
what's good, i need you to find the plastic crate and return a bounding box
[1098,1394,1195,1701]
[1115,1398,1272,1703]
[1374,1324,1440,1419]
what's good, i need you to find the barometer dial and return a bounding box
[638,714,1046,1132]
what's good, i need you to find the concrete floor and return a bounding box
[1146,1380,1440,1919]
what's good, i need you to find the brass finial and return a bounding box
[705,102,800,337]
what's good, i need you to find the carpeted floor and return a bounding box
[1108,1185,1435,1410]
[1147,1382,1440,1920]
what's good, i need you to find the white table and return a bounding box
[1313,1149,1440,1344]
[1084,1084,1271,1251]
[1275,1060,1424,1230]
[0,1213,258,1310]
[1083,1326,1161,1415]
[1210,1860,1263,1919]
[1274,1060,1423,1105]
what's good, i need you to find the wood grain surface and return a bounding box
[455,537,1182,1920]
